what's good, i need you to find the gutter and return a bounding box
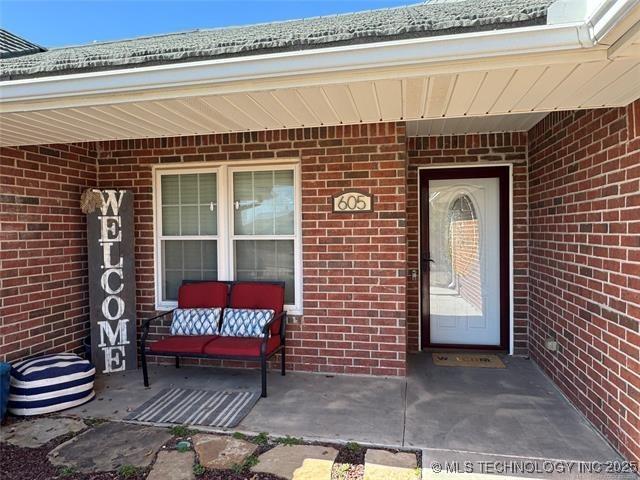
[1,0,637,111]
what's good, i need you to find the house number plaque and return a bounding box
[332,190,374,213]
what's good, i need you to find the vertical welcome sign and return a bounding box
[87,190,137,373]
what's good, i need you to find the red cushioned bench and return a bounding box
[140,281,287,397]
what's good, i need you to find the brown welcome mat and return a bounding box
[432,353,506,368]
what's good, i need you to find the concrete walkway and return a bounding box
[63,354,625,468]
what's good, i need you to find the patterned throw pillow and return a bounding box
[170,308,221,336]
[220,308,275,338]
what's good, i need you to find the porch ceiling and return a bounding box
[1,53,639,147]
[1,7,640,147]
[406,112,547,136]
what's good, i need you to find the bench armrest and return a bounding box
[261,311,287,336]
[260,311,287,354]
[140,309,175,347]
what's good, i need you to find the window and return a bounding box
[155,162,301,313]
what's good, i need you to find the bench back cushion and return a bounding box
[171,308,222,336]
[229,282,284,336]
[178,281,229,309]
[220,308,275,337]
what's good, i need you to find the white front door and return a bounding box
[427,177,501,346]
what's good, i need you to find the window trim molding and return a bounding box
[152,159,303,314]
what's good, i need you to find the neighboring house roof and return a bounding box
[0,0,553,80]
[0,29,46,60]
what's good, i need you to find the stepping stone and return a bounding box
[192,434,257,469]
[0,417,86,447]
[251,444,338,480]
[147,450,194,480]
[48,422,172,473]
[364,449,418,480]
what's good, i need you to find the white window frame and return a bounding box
[153,159,302,314]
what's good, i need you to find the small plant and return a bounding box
[117,465,140,478]
[59,466,77,477]
[169,425,194,437]
[231,454,259,474]
[84,417,107,427]
[232,431,247,440]
[193,463,205,477]
[252,432,269,446]
[277,435,303,446]
[345,441,362,453]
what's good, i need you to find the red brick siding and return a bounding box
[528,100,640,463]
[0,144,97,362]
[406,134,529,353]
[96,123,407,376]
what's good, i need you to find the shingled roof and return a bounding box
[0,0,554,80]
[0,29,46,60]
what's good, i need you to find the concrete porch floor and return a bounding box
[62,354,624,467]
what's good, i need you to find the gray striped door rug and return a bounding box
[125,388,260,428]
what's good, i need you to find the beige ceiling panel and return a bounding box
[1,116,77,144]
[62,107,153,138]
[87,105,168,137]
[271,90,320,126]
[424,74,454,118]
[580,61,640,108]
[175,97,241,131]
[558,59,639,109]
[348,82,380,122]
[14,110,122,140]
[534,61,608,110]
[293,87,340,125]
[147,100,216,134]
[200,96,263,131]
[124,102,196,135]
[403,77,427,120]
[466,69,513,115]
[322,85,360,124]
[490,65,547,113]
[222,93,280,129]
[512,63,577,112]
[375,80,403,120]
[445,71,486,117]
[248,91,299,127]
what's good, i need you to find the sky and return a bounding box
[1,0,414,48]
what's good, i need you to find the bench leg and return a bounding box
[141,348,149,387]
[261,356,267,398]
[175,356,180,368]
[281,348,286,376]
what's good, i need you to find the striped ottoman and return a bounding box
[8,353,95,416]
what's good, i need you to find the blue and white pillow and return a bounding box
[170,308,221,336]
[220,309,275,338]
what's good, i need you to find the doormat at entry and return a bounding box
[432,353,505,368]
[125,388,260,428]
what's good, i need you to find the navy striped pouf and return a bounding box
[8,353,95,416]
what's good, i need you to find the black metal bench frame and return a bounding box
[140,280,287,397]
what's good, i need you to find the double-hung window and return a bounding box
[155,162,301,313]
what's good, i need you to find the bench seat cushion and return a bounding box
[149,335,218,354]
[203,336,281,357]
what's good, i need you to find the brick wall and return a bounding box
[406,134,529,352]
[96,123,407,376]
[0,144,97,362]
[528,100,640,463]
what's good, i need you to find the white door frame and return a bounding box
[417,163,514,355]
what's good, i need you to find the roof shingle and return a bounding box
[0,0,554,80]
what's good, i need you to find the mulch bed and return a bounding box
[0,435,148,480]
[2,416,420,480]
